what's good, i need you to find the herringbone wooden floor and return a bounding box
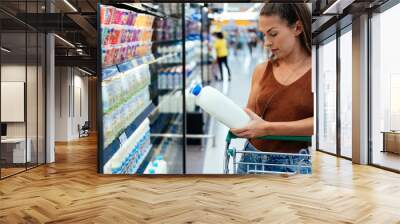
[1,135,400,224]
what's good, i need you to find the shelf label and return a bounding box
[102,66,119,80]
[119,132,128,146]
[117,61,134,73]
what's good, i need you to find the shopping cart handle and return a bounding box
[226,132,311,143]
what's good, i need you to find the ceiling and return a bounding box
[209,3,260,12]
[0,0,97,72]
[312,0,389,43]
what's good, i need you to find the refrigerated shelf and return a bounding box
[103,102,155,165]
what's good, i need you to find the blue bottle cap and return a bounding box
[191,84,202,96]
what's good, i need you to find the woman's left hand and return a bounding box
[230,108,271,138]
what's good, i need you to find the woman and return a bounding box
[213,32,232,81]
[230,3,313,174]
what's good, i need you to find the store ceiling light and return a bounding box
[1,47,11,53]
[63,0,78,12]
[54,34,75,48]
[76,49,84,55]
[210,12,259,21]
[223,3,228,13]
[246,3,262,12]
[78,67,93,76]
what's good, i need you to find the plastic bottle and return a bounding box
[154,155,167,174]
[145,163,155,174]
[161,70,167,90]
[190,84,250,129]
[168,68,174,90]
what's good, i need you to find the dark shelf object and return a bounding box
[158,62,182,67]
[153,39,182,46]
[114,3,165,18]
[187,111,204,145]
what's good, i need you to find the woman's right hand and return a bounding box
[230,109,272,139]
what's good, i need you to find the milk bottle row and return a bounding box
[155,40,200,67]
[157,89,197,113]
[158,66,182,90]
[102,64,151,113]
[103,87,151,147]
[103,118,152,174]
[157,44,182,56]
[157,60,199,91]
[159,52,182,64]
[156,44,182,64]
[158,91,182,113]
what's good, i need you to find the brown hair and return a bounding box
[260,3,311,55]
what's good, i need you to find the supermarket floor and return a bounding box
[187,46,265,174]
[1,134,400,223]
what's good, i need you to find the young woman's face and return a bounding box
[258,15,302,60]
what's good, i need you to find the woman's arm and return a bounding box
[231,108,314,138]
[267,117,313,136]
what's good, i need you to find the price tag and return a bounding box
[119,132,128,146]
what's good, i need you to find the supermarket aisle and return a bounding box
[187,46,265,174]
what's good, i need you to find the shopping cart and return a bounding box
[224,132,312,175]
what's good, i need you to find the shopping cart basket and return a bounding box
[224,132,312,175]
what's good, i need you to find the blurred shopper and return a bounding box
[246,30,254,56]
[236,33,245,55]
[213,32,232,81]
[248,30,259,56]
[228,33,237,55]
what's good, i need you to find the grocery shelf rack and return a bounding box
[97,2,213,174]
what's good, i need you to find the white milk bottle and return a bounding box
[190,84,250,129]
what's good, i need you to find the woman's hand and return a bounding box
[230,108,271,138]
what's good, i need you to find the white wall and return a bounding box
[1,65,34,138]
[54,67,89,141]
[55,67,69,141]
[73,73,89,138]
[1,63,46,164]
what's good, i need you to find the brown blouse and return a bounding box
[249,61,313,153]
